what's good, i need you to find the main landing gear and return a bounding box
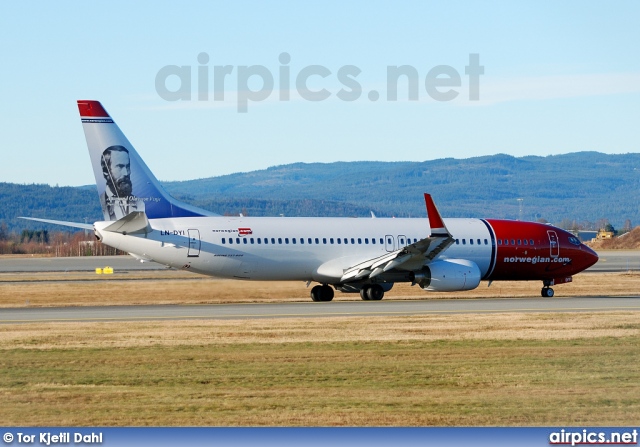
[360,284,385,301]
[311,284,334,302]
[310,283,386,302]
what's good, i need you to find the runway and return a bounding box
[0,255,164,272]
[592,250,640,272]
[2,296,639,324]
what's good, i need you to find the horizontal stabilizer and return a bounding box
[102,211,152,235]
[18,217,93,230]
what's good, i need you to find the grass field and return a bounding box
[1,312,639,426]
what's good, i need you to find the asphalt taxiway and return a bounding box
[1,296,639,324]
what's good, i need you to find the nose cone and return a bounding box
[580,244,599,270]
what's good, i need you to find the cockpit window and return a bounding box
[568,236,581,246]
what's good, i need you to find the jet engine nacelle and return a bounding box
[413,259,482,292]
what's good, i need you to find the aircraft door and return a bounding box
[187,229,201,257]
[385,234,395,252]
[547,230,559,258]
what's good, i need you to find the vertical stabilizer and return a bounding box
[77,100,215,220]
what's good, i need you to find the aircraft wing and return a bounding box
[340,194,454,283]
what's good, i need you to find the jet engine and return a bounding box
[411,259,481,292]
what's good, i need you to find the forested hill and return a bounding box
[2,151,638,233]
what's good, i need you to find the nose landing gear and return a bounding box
[541,287,554,298]
[540,278,570,298]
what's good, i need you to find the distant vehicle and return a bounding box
[23,101,599,301]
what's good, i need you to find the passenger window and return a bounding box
[264,238,268,245]
[462,239,466,245]
[278,238,282,244]
[358,238,362,244]
[222,238,226,244]
[523,239,528,245]
[371,238,375,244]
[330,238,334,244]
[380,238,384,244]
[236,238,241,244]
[243,238,247,244]
[337,238,341,244]
[308,238,312,244]
[285,238,289,244]
[257,238,261,244]
[271,238,275,244]
[484,239,488,245]
[365,238,369,244]
[292,238,296,244]
[470,239,474,245]
[315,238,319,244]
[323,238,327,244]
[530,239,534,245]
[511,239,515,245]
[351,238,355,244]
[477,239,481,245]
[455,239,459,244]
[300,238,304,244]
[497,239,501,245]
[250,238,254,244]
[229,238,233,244]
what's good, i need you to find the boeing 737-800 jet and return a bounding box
[23,100,599,301]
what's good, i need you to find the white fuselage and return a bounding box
[96,216,494,282]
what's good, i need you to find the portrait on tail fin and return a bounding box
[99,145,145,220]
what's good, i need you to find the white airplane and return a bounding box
[23,100,599,301]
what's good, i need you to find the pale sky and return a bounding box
[1,1,639,186]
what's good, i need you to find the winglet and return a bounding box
[424,194,450,237]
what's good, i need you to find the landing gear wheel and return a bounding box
[321,285,334,302]
[311,284,334,302]
[360,286,370,300]
[541,287,554,298]
[311,285,323,302]
[366,284,385,301]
